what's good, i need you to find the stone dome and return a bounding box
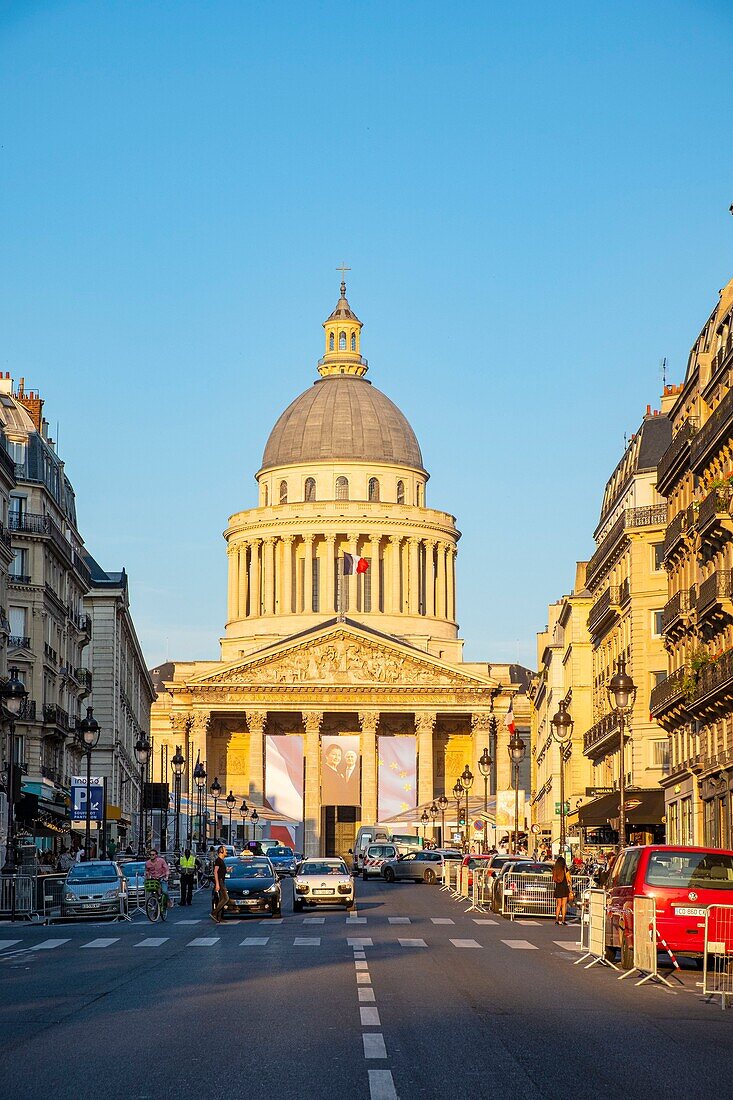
[261,375,424,473]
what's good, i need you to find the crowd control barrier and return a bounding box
[43,872,131,924]
[618,896,678,990]
[465,866,490,913]
[0,874,35,920]
[703,904,733,1009]
[501,873,591,921]
[576,888,617,969]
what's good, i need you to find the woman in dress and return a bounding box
[552,855,572,925]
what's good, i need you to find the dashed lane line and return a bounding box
[356,972,372,984]
[355,960,369,970]
[363,1034,388,1060]
[387,917,410,924]
[358,987,376,1002]
[348,938,373,947]
[368,1069,398,1100]
[501,939,538,950]
[360,1007,381,1026]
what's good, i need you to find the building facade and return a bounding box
[651,277,733,849]
[150,283,531,857]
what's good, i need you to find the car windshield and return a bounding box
[269,848,294,858]
[468,858,490,869]
[646,851,733,890]
[67,864,118,884]
[229,862,272,878]
[513,863,551,874]
[120,863,146,877]
[301,862,347,875]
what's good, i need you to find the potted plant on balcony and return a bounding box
[682,644,710,701]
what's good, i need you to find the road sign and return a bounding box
[554,801,570,815]
[71,776,104,822]
[473,820,484,831]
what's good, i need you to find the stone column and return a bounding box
[415,712,437,806]
[436,542,447,621]
[358,711,379,823]
[237,544,249,618]
[345,531,358,615]
[325,534,336,615]
[250,539,262,618]
[303,534,314,613]
[245,710,267,803]
[408,538,420,616]
[373,537,382,613]
[389,535,402,614]
[425,540,436,617]
[447,545,456,622]
[303,711,324,856]
[282,535,294,615]
[227,550,237,622]
[189,713,210,847]
[263,538,276,616]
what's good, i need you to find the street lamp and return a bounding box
[608,656,637,852]
[78,706,100,860]
[478,747,492,853]
[226,790,236,844]
[171,745,185,855]
[459,765,474,852]
[1,668,28,921]
[239,799,249,846]
[508,731,527,854]
[193,758,207,852]
[437,794,448,847]
[209,777,221,846]
[134,734,150,858]
[452,780,463,840]
[551,700,573,858]
[420,809,429,841]
[429,801,438,845]
[250,808,259,840]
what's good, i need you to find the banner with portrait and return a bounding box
[265,735,303,821]
[321,735,361,806]
[377,737,417,820]
[495,789,525,829]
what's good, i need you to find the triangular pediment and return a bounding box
[189,623,497,692]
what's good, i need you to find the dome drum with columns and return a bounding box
[150,280,531,859]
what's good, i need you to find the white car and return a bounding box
[293,858,355,911]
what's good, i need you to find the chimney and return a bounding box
[14,380,44,432]
[660,382,683,415]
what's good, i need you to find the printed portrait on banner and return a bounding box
[321,734,361,806]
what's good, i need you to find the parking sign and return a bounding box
[71,776,104,822]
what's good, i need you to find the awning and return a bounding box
[575,789,665,827]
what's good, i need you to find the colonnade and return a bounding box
[226,532,457,624]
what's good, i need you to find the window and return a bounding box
[616,848,642,887]
[652,671,667,688]
[351,333,356,351]
[652,610,664,637]
[339,331,346,351]
[6,440,25,471]
[396,480,405,505]
[305,478,316,502]
[336,476,349,500]
[368,477,380,502]
[652,542,664,571]
[416,482,423,506]
[262,483,269,506]
[279,480,288,505]
[651,739,670,772]
[329,333,334,350]
[9,607,26,642]
[10,548,27,579]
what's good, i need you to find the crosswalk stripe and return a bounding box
[0,941,21,951]
[175,920,201,925]
[358,987,376,1002]
[188,937,219,946]
[450,939,482,948]
[135,937,168,947]
[81,938,119,949]
[348,937,372,947]
[360,1007,381,1026]
[30,939,69,951]
[431,917,454,925]
[363,1033,388,1059]
[388,917,410,924]
[501,939,538,950]
[515,919,540,925]
[241,937,270,946]
[346,917,367,924]
[262,919,283,925]
[356,972,371,984]
[303,917,325,924]
[555,941,582,952]
[398,938,427,948]
[294,937,320,945]
[473,919,498,925]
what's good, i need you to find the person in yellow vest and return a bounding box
[178,848,197,906]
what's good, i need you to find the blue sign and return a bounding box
[71,777,104,822]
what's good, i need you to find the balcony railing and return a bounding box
[40,764,64,787]
[0,523,11,548]
[42,704,77,733]
[656,418,698,495]
[697,487,733,534]
[7,635,30,649]
[76,668,92,691]
[587,585,621,634]
[691,389,733,472]
[693,648,733,706]
[663,507,689,562]
[697,570,733,619]
[626,504,667,528]
[661,588,692,632]
[649,667,687,717]
[586,505,666,590]
[44,643,58,665]
[710,333,733,379]
[583,712,620,756]
[8,574,31,585]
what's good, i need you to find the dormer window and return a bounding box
[339,331,347,351]
[329,333,334,351]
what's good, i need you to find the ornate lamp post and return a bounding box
[209,777,221,845]
[452,780,463,841]
[171,745,185,854]
[478,747,492,853]
[437,794,449,847]
[508,731,527,854]
[193,758,206,852]
[420,809,429,841]
[134,734,150,858]
[429,800,438,845]
[608,656,637,852]
[78,706,100,859]
[226,790,236,844]
[1,668,28,920]
[551,700,573,858]
[250,808,260,841]
[239,799,249,846]
[459,765,474,852]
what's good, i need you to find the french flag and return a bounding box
[343,554,369,575]
[504,700,516,736]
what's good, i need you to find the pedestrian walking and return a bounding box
[178,847,196,906]
[211,845,229,924]
[552,855,572,925]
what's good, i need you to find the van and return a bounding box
[361,843,398,879]
[352,825,392,873]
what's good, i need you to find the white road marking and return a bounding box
[555,941,583,952]
[368,1069,398,1100]
[358,987,376,1002]
[356,972,371,984]
[516,919,540,925]
[431,917,454,925]
[473,919,498,925]
[135,937,168,947]
[294,937,320,945]
[30,939,69,951]
[303,917,325,924]
[388,917,410,924]
[241,937,270,946]
[0,941,21,951]
[261,919,283,925]
[175,920,201,925]
[347,917,367,924]
[354,951,367,960]
[501,939,538,950]
[81,938,119,949]
[188,937,219,946]
[363,1034,388,1059]
[348,938,373,947]
[398,938,427,948]
[450,939,482,948]
[355,960,369,971]
[360,1007,381,1026]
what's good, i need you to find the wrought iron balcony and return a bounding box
[587,585,621,635]
[663,507,689,563]
[586,504,667,589]
[691,389,733,473]
[649,667,687,718]
[710,334,733,380]
[42,703,77,735]
[661,588,693,635]
[7,635,30,649]
[17,698,37,722]
[656,418,698,496]
[697,487,733,561]
[583,713,621,757]
[692,648,733,709]
[76,668,92,691]
[696,569,733,626]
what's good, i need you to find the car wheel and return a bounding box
[423,869,436,885]
[293,899,303,912]
[383,867,395,883]
[620,933,633,970]
[345,900,354,911]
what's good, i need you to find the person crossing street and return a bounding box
[178,848,196,906]
[210,845,229,924]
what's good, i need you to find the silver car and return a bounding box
[62,860,127,918]
[382,850,444,884]
[293,858,355,911]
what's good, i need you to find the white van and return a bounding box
[352,826,392,873]
[361,842,398,879]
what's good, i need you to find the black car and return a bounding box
[222,857,281,918]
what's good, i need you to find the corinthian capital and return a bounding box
[245,710,268,735]
[471,713,493,735]
[358,711,380,736]
[302,711,324,736]
[190,712,211,738]
[170,712,190,737]
[414,712,437,735]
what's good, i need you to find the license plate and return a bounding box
[314,889,334,896]
[674,906,706,917]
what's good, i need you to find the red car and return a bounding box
[461,854,493,887]
[605,844,733,967]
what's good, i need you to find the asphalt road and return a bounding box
[1,874,731,1100]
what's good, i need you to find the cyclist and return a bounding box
[145,848,172,909]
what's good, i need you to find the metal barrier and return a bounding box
[577,888,617,969]
[465,866,488,913]
[618,895,678,990]
[703,904,733,1009]
[0,874,35,920]
[500,873,591,921]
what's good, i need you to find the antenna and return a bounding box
[660,357,667,387]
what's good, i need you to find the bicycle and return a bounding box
[144,878,169,922]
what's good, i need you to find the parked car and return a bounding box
[293,858,355,910]
[361,843,398,879]
[461,854,493,888]
[605,844,733,967]
[492,861,554,915]
[118,860,147,903]
[61,860,127,919]
[267,846,298,876]
[222,857,281,918]
[382,850,444,884]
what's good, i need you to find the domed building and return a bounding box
[151,282,530,856]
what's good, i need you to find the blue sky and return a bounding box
[1,1,732,669]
